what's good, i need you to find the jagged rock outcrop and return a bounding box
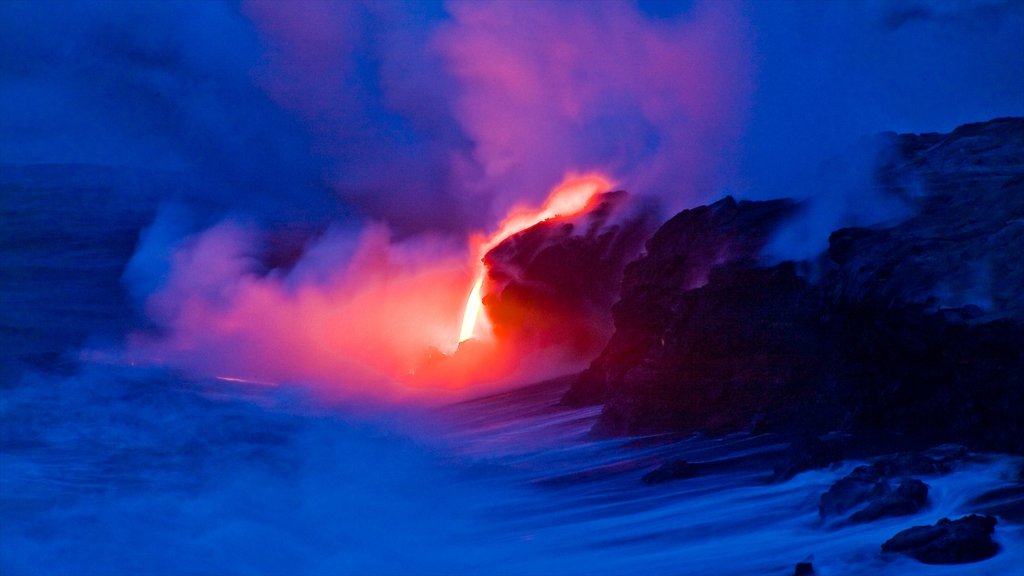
[561,197,803,412]
[818,457,938,523]
[882,515,1000,564]
[838,118,1024,316]
[482,191,658,357]
[562,118,1024,452]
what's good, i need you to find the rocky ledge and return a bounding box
[561,117,1024,455]
[882,515,1000,564]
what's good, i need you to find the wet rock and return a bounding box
[819,466,890,518]
[641,459,698,485]
[882,515,999,564]
[793,561,814,575]
[849,479,928,523]
[772,434,847,481]
[869,452,954,477]
[820,453,946,522]
[561,118,1024,456]
[483,190,658,359]
[562,196,802,410]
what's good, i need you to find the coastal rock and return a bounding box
[771,434,848,481]
[482,191,657,358]
[881,515,999,564]
[848,479,928,523]
[819,466,890,518]
[819,452,958,522]
[562,196,808,431]
[560,118,1024,454]
[793,561,814,576]
[561,196,800,408]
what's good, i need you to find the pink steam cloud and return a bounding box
[125,218,483,400]
[239,0,754,229]
[434,0,754,217]
[122,1,757,400]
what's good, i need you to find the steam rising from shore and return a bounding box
[4,0,1021,398]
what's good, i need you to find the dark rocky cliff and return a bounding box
[481,190,658,358]
[562,117,1024,452]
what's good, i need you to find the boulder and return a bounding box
[793,561,814,576]
[771,434,848,482]
[848,479,928,523]
[882,515,999,564]
[819,466,891,518]
[820,453,950,522]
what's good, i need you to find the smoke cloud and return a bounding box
[4,0,1022,398]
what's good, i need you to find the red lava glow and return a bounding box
[127,173,614,401]
[457,173,613,344]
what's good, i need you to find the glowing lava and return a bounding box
[459,276,485,342]
[457,173,613,344]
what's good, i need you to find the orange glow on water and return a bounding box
[457,173,612,344]
[129,173,615,399]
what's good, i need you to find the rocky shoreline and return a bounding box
[555,117,1024,455]
[481,117,1024,568]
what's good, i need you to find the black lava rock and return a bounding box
[772,434,847,481]
[849,479,928,523]
[563,118,1024,456]
[793,561,815,575]
[882,515,999,564]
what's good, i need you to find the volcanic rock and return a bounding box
[881,515,999,564]
[562,117,1024,454]
[482,190,658,358]
[848,479,928,523]
[819,466,891,519]
[771,434,848,481]
[835,118,1024,317]
[819,451,964,522]
[562,196,800,408]
[793,561,814,576]
[867,452,955,477]
[562,197,813,435]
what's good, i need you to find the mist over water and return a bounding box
[4,361,1023,575]
[3,181,1023,576]
[3,1,1024,574]
[5,0,1023,393]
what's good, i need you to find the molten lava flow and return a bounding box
[129,172,616,398]
[457,173,613,344]
[459,276,485,342]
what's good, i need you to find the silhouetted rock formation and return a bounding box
[820,472,929,524]
[482,190,658,358]
[562,117,1024,453]
[882,515,999,564]
[561,194,806,432]
[793,561,814,576]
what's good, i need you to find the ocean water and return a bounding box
[2,167,1022,576]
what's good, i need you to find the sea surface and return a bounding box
[2,166,1022,575]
